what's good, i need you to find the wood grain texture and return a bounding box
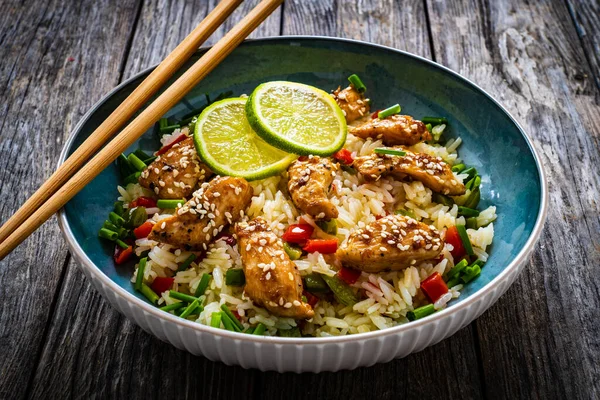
[0,0,140,398]
[427,0,600,397]
[565,0,600,91]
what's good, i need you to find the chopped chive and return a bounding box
[102,220,118,232]
[113,201,125,216]
[395,208,416,219]
[127,153,147,172]
[117,153,135,178]
[160,302,185,312]
[451,163,466,173]
[225,269,245,286]
[446,276,461,288]
[461,264,481,284]
[220,305,243,332]
[466,217,479,229]
[458,206,480,217]
[135,257,147,291]
[445,259,469,280]
[425,123,432,132]
[432,193,454,207]
[133,149,151,161]
[347,74,366,93]
[108,212,125,226]
[168,290,199,303]
[124,171,142,185]
[461,167,477,180]
[140,283,159,304]
[159,117,181,134]
[464,188,480,209]
[421,116,448,125]
[303,274,330,293]
[456,225,474,256]
[244,326,255,334]
[194,273,211,297]
[466,175,481,190]
[407,304,436,321]
[98,228,118,241]
[221,313,236,331]
[374,148,406,156]
[253,323,266,335]
[116,239,129,249]
[283,242,302,261]
[316,219,338,235]
[177,253,197,272]
[378,104,401,119]
[210,312,222,328]
[180,299,200,319]
[157,199,185,209]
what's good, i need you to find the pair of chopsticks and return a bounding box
[0,0,283,260]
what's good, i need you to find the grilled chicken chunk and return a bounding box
[236,218,314,319]
[337,214,444,272]
[149,176,252,250]
[287,156,338,220]
[353,147,466,196]
[350,115,431,146]
[332,85,370,123]
[139,137,213,199]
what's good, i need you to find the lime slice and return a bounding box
[193,98,297,180]
[246,81,347,156]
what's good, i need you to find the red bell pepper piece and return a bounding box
[421,272,449,303]
[156,134,186,156]
[371,110,381,119]
[151,276,175,295]
[303,239,338,254]
[130,196,157,208]
[446,226,466,260]
[114,245,133,265]
[282,224,314,245]
[332,149,354,165]
[303,290,319,307]
[337,266,361,285]
[133,221,154,239]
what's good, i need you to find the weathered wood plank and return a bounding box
[27,0,282,398]
[565,0,600,91]
[426,0,600,397]
[256,3,483,399]
[0,0,140,398]
[281,0,433,59]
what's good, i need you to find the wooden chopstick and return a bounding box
[0,0,243,245]
[0,0,283,260]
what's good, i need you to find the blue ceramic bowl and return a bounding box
[58,37,547,371]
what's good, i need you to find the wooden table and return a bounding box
[1,0,599,398]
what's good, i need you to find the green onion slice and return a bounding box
[407,304,436,321]
[378,104,401,119]
[347,74,366,93]
[374,148,406,156]
[456,225,474,256]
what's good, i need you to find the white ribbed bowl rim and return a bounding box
[57,36,548,348]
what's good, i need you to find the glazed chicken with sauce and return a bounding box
[148,176,252,250]
[139,136,213,199]
[331,85,370,123]
[236,217,314,319]
[350,115,431,146]
[287,156,338,220]
[353,147,466,196]
[337,214,444,272]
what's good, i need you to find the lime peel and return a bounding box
[246,81,347,156]
[193,98,297,181]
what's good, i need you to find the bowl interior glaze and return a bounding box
[63,38,543,311]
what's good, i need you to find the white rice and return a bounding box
[123,132,496,337]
